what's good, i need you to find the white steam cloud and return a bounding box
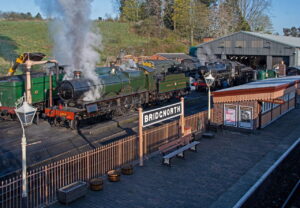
[35,0,102,101]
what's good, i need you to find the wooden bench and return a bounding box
[159,134,200,166]
[159,137,183,155]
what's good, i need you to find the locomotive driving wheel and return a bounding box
[123,97,134,112]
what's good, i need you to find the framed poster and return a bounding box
[224,104,237,127]
[239,106,253,129]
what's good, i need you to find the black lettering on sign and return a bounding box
[142,102,182,127]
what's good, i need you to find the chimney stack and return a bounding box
[74,71,82,79]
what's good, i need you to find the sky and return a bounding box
[0,0,299,34]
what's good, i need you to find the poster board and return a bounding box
[224,104,237,127]
[239,106,253,129]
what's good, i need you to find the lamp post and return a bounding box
[204,72,215,125]
[15,98,37,208]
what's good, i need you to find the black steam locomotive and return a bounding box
[193,59,255,90]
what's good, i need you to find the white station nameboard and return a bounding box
[142,102,182,127]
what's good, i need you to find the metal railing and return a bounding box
[0,111,208,208]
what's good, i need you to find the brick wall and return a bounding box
[272,106,281,120]
[257,97,296,128]
[289,99,295,109]
[261,111,272,127]
[212,101,258,129]
[282,102,288,113]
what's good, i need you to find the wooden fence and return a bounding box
[144,111,207,154]
[0,111,208,208]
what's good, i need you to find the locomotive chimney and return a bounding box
[74,71,82,79]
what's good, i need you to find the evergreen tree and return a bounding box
[35,12,43,20]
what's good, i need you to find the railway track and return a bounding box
[233,138,300,208]
[282,180,300,208]
[0,92,208,177]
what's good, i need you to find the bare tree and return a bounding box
[238,0,272,32]
[208,0,242,37]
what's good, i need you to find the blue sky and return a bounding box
[0,0,299,34]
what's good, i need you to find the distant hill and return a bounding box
[0,20,188,75]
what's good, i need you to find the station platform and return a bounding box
[51,108,300,208]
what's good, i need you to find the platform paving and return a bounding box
[51,108,300,208]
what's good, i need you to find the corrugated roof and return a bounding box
[243,31,300,48]
[216,76,300,93]
[196,31,300,48]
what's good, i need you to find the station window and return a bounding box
[263,41,271,48]
[283,94,289,101]
[262,102,272,113]
[225,41,231,47]
[218,41,225,48]
[289,92,295,100]
[235,41,246,48]
[251,40,263,48]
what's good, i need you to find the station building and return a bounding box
[212,76,300,130]
[195,31,300,69]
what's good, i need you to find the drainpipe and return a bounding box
[258,102,262,129]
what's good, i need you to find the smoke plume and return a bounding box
[35,0,102,101]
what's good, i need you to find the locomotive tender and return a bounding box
[0,65,64,120]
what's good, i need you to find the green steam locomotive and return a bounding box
[0,64,190,129]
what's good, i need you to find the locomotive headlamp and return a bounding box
[204,72,215,88]
[15,101,37,126]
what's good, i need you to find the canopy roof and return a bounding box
[213,76,300,103]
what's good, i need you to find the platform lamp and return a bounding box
[15,97,37,208]
[204,71,215,125]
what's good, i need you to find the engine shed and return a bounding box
[211,76,300,130]
[195,31,300,69]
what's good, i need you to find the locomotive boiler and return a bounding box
[45,65,190,129]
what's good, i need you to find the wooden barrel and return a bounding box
[121,165,133,175]
[89,178,103,191]
[107,170,120,182]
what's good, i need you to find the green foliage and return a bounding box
[283,27,300,37]
[121,0,141,22]
[35,13,43,20]
[133,16,165,38]
[0,21,51,75]
[239,17,251,31]
[173,0,190,31]
[0,11,43,20]
[0,20,188,75]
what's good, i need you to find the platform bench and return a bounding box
[159,139,200,166]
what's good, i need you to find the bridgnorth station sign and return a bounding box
[142,102,182,127]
